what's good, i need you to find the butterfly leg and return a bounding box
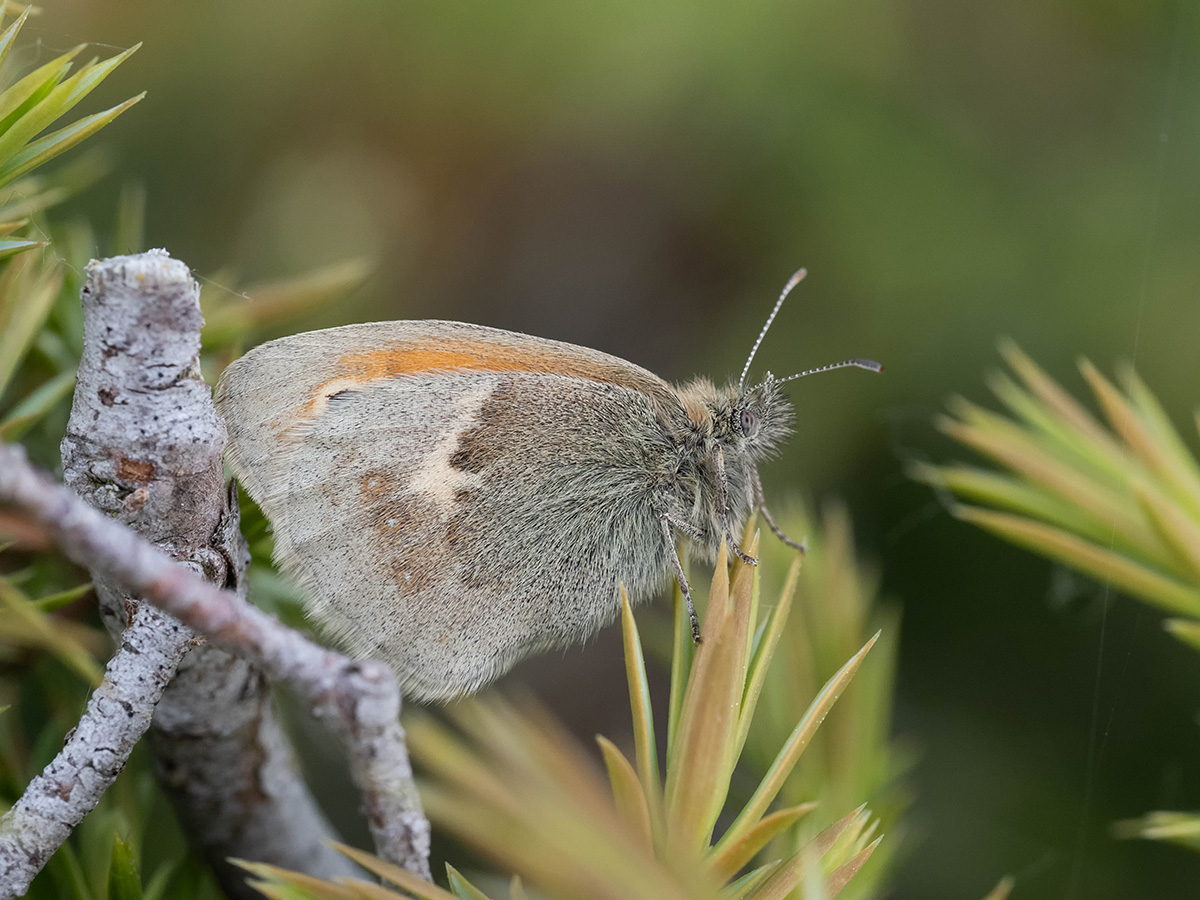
[713,444,757,565]
[751,468,807,553]
[664,510,703,541]
[661,515,702,644]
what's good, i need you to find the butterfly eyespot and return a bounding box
[739,409,759,438]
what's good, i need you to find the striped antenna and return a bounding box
[739,267,807,390]
[775,358,883,384]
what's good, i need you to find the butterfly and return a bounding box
[215,269,880,701]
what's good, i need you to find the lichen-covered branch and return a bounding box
[0,252,428,898]
[0,603,190,899]
[0,441,431,880]
[55,251,357,898]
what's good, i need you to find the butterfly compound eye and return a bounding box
[739,408,759,438]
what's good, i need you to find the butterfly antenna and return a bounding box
[739,267,807,390]
[775,358,884,384]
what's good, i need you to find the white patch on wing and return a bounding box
[403,381,493,508]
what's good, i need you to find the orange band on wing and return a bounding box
[339,343,561,381]
[297,338,667,421]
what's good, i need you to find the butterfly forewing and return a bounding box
[216,321,679,700]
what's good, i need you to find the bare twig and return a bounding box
[0,443,431,877]
[0,603,191,898]
[58,251,359,897]
[0,252,429,898]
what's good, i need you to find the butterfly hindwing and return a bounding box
[215,321,679,700]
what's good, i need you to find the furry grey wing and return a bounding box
[213,319,676,499]
[216,342,678,701]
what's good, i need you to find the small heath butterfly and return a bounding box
[214,269,880,701]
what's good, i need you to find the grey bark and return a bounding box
[0,250,429,896]
[0,603,190,897]
[6,251,356,898]
[0,444,431,886]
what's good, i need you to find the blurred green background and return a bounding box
[28,0,1200,896]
